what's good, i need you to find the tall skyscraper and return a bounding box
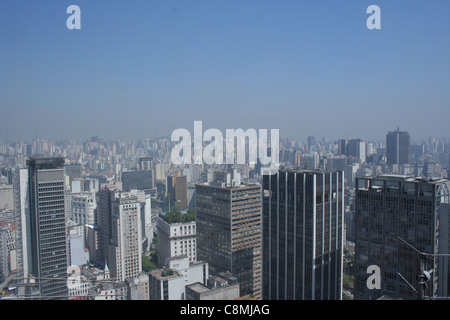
[262,168,344,300]
[354,175,450,300]
[386,128,410,166]
[26,157,68,299]
[196,183,262,299]
[347,139,366,163]
[307,136,316,151]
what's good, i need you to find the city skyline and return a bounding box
[1,1,450,141]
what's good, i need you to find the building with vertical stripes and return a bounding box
[262,168,344,300]
[27,157,68,299]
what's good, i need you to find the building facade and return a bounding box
[157,217,196,267]
[196,183,262,299]
[262,169,344,300]
[354,175,450,300]
[386,128,410,166]
[107,192,143,282]
[27,157,68,299]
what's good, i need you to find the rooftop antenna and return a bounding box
[397,236,450,300]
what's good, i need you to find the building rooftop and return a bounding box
[186,282,211,294]
[359,174,448,184]
[150,268,181,280]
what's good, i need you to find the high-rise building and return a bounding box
[97,181,122,266]
[0,184,13,211]
[299,152,319,170]
[13,168,30,281]
[139,157,153,171]
[156,217,196,267]
[85,224,101,266]
[26,157,68,299]
[166,174,188,210]
[438,204,450,298]
[307,136,316,151]
[0,229,8,283]
[354,175,450,300]
[339,139,347,156]
[107,191,143,281]
[347,139,366,163]
[196,183,262,299]
[71,192,97,227]
[262,168,344,300]
[386,128,410,166]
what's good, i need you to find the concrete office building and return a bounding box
[354,175,450,300]
[196,183,262,299]
[157,217,196,267]
[166,174,188,210]
[71,192,97,227]
[0,184,13,211]
[107,192,143,282]
[262,168,344,300]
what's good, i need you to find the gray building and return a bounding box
[185,272,240,300]
[97,181,122,267]
[121,170,154,193]
[196,183,262,299]
[0,229,8,283]
[354,175,450,300]
[262,168,344,300]
[0,184,13,211]
[386,128,410,166]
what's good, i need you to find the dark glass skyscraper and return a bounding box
[386,128,410,166]
[354,175,450,300]
[262,169,344,300]
[27,157,68,299]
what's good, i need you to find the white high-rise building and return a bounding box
[107,192,143,282]
[71,192,97,227]
[156,217,196,267]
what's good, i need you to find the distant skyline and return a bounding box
[1,1,449,142]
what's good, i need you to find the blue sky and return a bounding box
[1,0,449,142]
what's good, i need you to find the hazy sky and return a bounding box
[1,0,449,142]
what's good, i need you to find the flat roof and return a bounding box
[358,174,448,184]
[186,282,210,294]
